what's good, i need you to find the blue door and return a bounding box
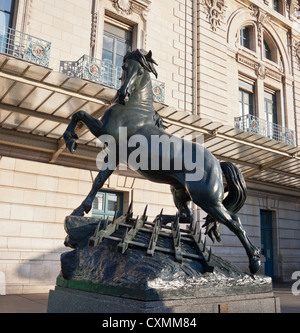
[260,210,274,277]
[92,191,123,221]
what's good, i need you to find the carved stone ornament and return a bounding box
[110,0,151,16]
[237,53,282,81]
[288,0,300,19]
[292,38,300,69]
[203,0,226,32]
[249,5,270,47]
[112,0,133,15]
[255,64,266,80]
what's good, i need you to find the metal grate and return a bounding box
[0,25,51,67]
[234,114,296,146]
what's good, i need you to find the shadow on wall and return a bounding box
[16,248,65,286]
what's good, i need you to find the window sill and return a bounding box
[238,46,258,60]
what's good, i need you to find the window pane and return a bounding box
[107,194,118,211]
[239,90,243,102]
[0,0,12,12]
[264,41,272,60]
[273,0,279,12]
[102,49,113,63]
[0,11,9,27]
[93,193,104,211]
[240,27,250,49]
[103,35,113,52]
[116,40,126,56]
[239,102,243,117]
[244,104,249,115]
[243,92,249,105]
[239,89,253,116]
[116,54,124,68]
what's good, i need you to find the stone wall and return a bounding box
[0,156,175,293]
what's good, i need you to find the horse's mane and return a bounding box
[124,49,158,78]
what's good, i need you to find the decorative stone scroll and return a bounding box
[203,0,226,32]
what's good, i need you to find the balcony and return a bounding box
[0,25,51,67]
[60,54,165,104]
[234,114,296,146]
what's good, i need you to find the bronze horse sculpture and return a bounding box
[63,49,261,274]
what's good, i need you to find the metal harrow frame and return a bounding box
[88,202,214,273]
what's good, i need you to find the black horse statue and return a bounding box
[63,49,261,274]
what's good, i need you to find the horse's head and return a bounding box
[118,49,158,105]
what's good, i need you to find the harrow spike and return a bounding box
[202,236,207,252]
[197,228,202,244]
[134,216,139,229]
[176,236,180,247]
[126,200,133,217]
[208,247,212,262]
[104,217,109,230]
[193,220,198,235]
[158,208,163,219]
[189,216,194,230]
[142,205,148,220]
[174,214,179,231]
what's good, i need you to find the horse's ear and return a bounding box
[145,50,158,66]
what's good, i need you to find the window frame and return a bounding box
[240,26,250,49]
[92,190,123,221]
[0,0,15,28]
[102,16,133,68]
[239,79,255,117]
[239,24,256,52]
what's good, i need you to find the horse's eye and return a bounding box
[139,69,144,76]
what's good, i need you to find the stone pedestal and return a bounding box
[47,285,280,313]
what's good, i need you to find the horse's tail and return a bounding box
[220,162,247,214]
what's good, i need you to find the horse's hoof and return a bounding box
[71,207,85,216]
[249,257,261,274]
[66,139,77,154]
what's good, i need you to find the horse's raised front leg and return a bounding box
[64,110,103,153]
[71,166,115,216]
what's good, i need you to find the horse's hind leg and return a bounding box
[195,201,261,274]
[170,185,191,220]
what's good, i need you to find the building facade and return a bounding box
[0,0,299,294]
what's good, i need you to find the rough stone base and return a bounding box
[47,286,281,313]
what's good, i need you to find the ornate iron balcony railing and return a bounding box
[0,25,51,67]
[60,55,165,104]
[234,114,295,146]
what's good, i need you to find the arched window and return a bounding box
[263,32,278,63]
[264,41,272,60]
[239,25,255,51]
[240,26,250,49]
